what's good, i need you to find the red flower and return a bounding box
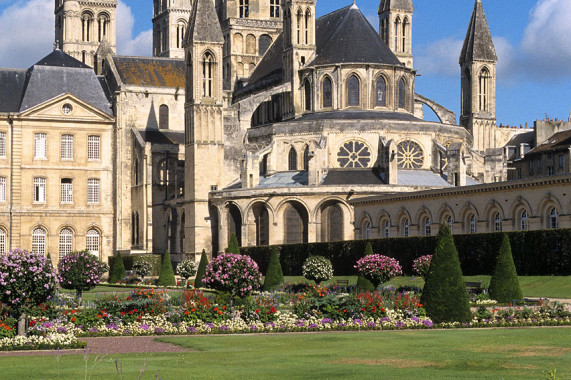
[71,317,76,322]
[120,311,126,316]
[213,307,219,312]
[97,314,102,318]
[222,306,227,310]
[218,311,223,315]
[185,310,190,315]
[191,308,196,312]
[255,309,260,314]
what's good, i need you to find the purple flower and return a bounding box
[139,324,150,331]
[422,320,434,327]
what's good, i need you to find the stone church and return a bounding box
[1,0,546,263]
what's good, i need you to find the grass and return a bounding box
[1,328,569,379]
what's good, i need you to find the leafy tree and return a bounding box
[202,253,262,300]
[420,224,471,323]
[489,234,523,303]
[357,242,375,291]
[109,251,126,283]
[263,247,284,291]
[177,259,197,287]
[58,250,109,301]
[355,254,402,289]
[194,250,209,288]
[132,260,153,278]
[302,256,333,285]
[157,251,176,286]
[227,233,240,254]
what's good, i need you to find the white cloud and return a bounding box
[116,1,152,57]
[414,37,463,77]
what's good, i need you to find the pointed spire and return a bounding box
[378,0,414,14]
[351,0,358,10]
[459,0,497,64]
[185,0,224,45]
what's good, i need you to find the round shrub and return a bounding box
[202,253,262,298]
[302,256,333,285]
[58,250,109,300]
[412,255,433,278]
[354,254,402,289]
[177,259,197,285]
[0,249,58,316]
[132,260,153,279]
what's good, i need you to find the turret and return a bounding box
[378,0,413,68]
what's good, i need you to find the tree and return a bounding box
[157,251,176,286]
[357,242,375,291]
[227,233,240,254]
[176,259,197,287]
[58,250,109,301]
[420,224,471,323]
[132,260,153,279]
[262,247,284,291]
[355,254,402,289]
[194,250,209,288]
[202,253,262,300]
[302,256,333,285]
[489,233,523,303]
[109,252,126,284]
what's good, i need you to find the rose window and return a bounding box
[397,140,424,169]
[337,141,371,168]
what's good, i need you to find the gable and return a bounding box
[18,93,115,123]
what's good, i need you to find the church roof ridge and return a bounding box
[459,0,497,64]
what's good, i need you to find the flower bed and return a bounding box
[0,333,85,351]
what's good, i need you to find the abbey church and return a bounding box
[0,0,569,263]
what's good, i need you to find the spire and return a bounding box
[459,0,497,64]
[378,0,414,14]
[185,0,224,45]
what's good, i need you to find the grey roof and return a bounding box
[140,130,185,145]
[33,49,91,69]
[0,69,27,112]
[309,5,402,67]
[186,0,224,44]
[224,171,308,190]
[296,110,421,122]
[397,170,452,187]
[526,129,571,155]
[506,131,534,147]
[111,56,185,88]
[322,169,385,185]
[459,0,497,64]
[378,0,414,13]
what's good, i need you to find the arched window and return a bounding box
[424,217,431,236]
[321,204,343,242]
[549,207,559,229]
[296,9,303,44]
[82,12,93,42]
[494,213,502,232]
[159,105,169,129]
[97,13,110,42]
[322,77,332,108]
[0,228,6,254]
[520,210,529,231]
[234,33,243,53]
[384,220,390,238]
[394,17,401,52]
[403,218,409,237]
[259,34,272,56]
[470,214,477,234]
[376,76,387,107]
[303,145,310,171]
[304,9,311,44]
[246,34,256,54]
[364,221,371,239]
[32,227,47,256]
[447,215,454,233]
[253,204,270,246]
[202,52,214,98]
[402,18,408,53]
[478,68,491,112]
[347,75,360,107]
[86,229,100,257]
[59,228,73,259]
[304,79,311,111]
[176,21,186,49]
[239,0,249,18]
[398,78,406,109]
[288,147,297,170]
[284,203,308,244]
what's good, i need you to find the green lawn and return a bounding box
[1,328,569,379]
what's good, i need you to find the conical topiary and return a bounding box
[227,233,240,254]
[109,252,126,283]
[263,247,284,291]
[194,249,209,288]
[357,242,375,291]
[157,251,176,286]
[420,224,471,323]
[489,234,523,303]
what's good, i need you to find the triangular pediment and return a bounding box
[17,93,115,122]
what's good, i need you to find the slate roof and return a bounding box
[33,49,91,69]
[506,131,534,147]
[223,171,308,190]
[525,129,571,155]
[397,170,452,187]
[309,4,402,67]
[378,0,414,13]
[322,169,385,185]
[459,0,497,64]
[186,0,224,44]
[140,130,185,145]
[295,110,421,122]
[112,56,185,88]
[0,69,27,112]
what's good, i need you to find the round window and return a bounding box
[397,140,424,169]
[336,141,371,168]
[62,103,73,115]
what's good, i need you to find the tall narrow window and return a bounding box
[97,14,109,42]
[549,208,559,229]
[86,229,100,257]
[304,79,311,111]
[0,228,5,254]
[322,77,332,108]
[424,217,431,236]
[32,227,46,255]
[35,133,47,159]
[60,178,73,204]
[59,228,73,259]
[364,222,371,239]
[402,19,408,53]
[259,154,268,176]
[239,0,249,18]
[394,18,400,52]
[61,134,74,160]
[403,219,409,237]
[296,9,302,44]
[34,177,46,202]
[82,13,92,42]
[0,132,6,157]
[384,220,390,238]
[559,155,565,170]
[303,145,310,171]
[288,147,297,170]
[398,78,406,109]
[270,0,280,18]
[176,21,186,49]
[159,105,169,129]
[470,214,477,234]
[87,178,100,204]
[88,135,100,160]
[447,216,454,233]
[202,52,213,98]
[304,9,310,44]
[494,213,502,232]
[376,76,387,107]
[0,177,5,202]
[347,75,360,107]
[478,68,490,112]
[520,210,529,231]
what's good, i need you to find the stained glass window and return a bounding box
[376,76,386,107]
[347,75,360,106]
[322,77,332,108]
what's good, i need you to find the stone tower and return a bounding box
[54,0,117,68]
[459,0,497,152]
[183,0,225,255]
[378,0,413,68]
[153,0,193,58]
[281,0,316,119]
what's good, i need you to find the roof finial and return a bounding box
[350,0,358,9]
[53,40,60,51]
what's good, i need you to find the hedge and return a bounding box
[108,254,162,276]
[241,228,571,276]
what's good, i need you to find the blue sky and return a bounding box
[1,0,570,126]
